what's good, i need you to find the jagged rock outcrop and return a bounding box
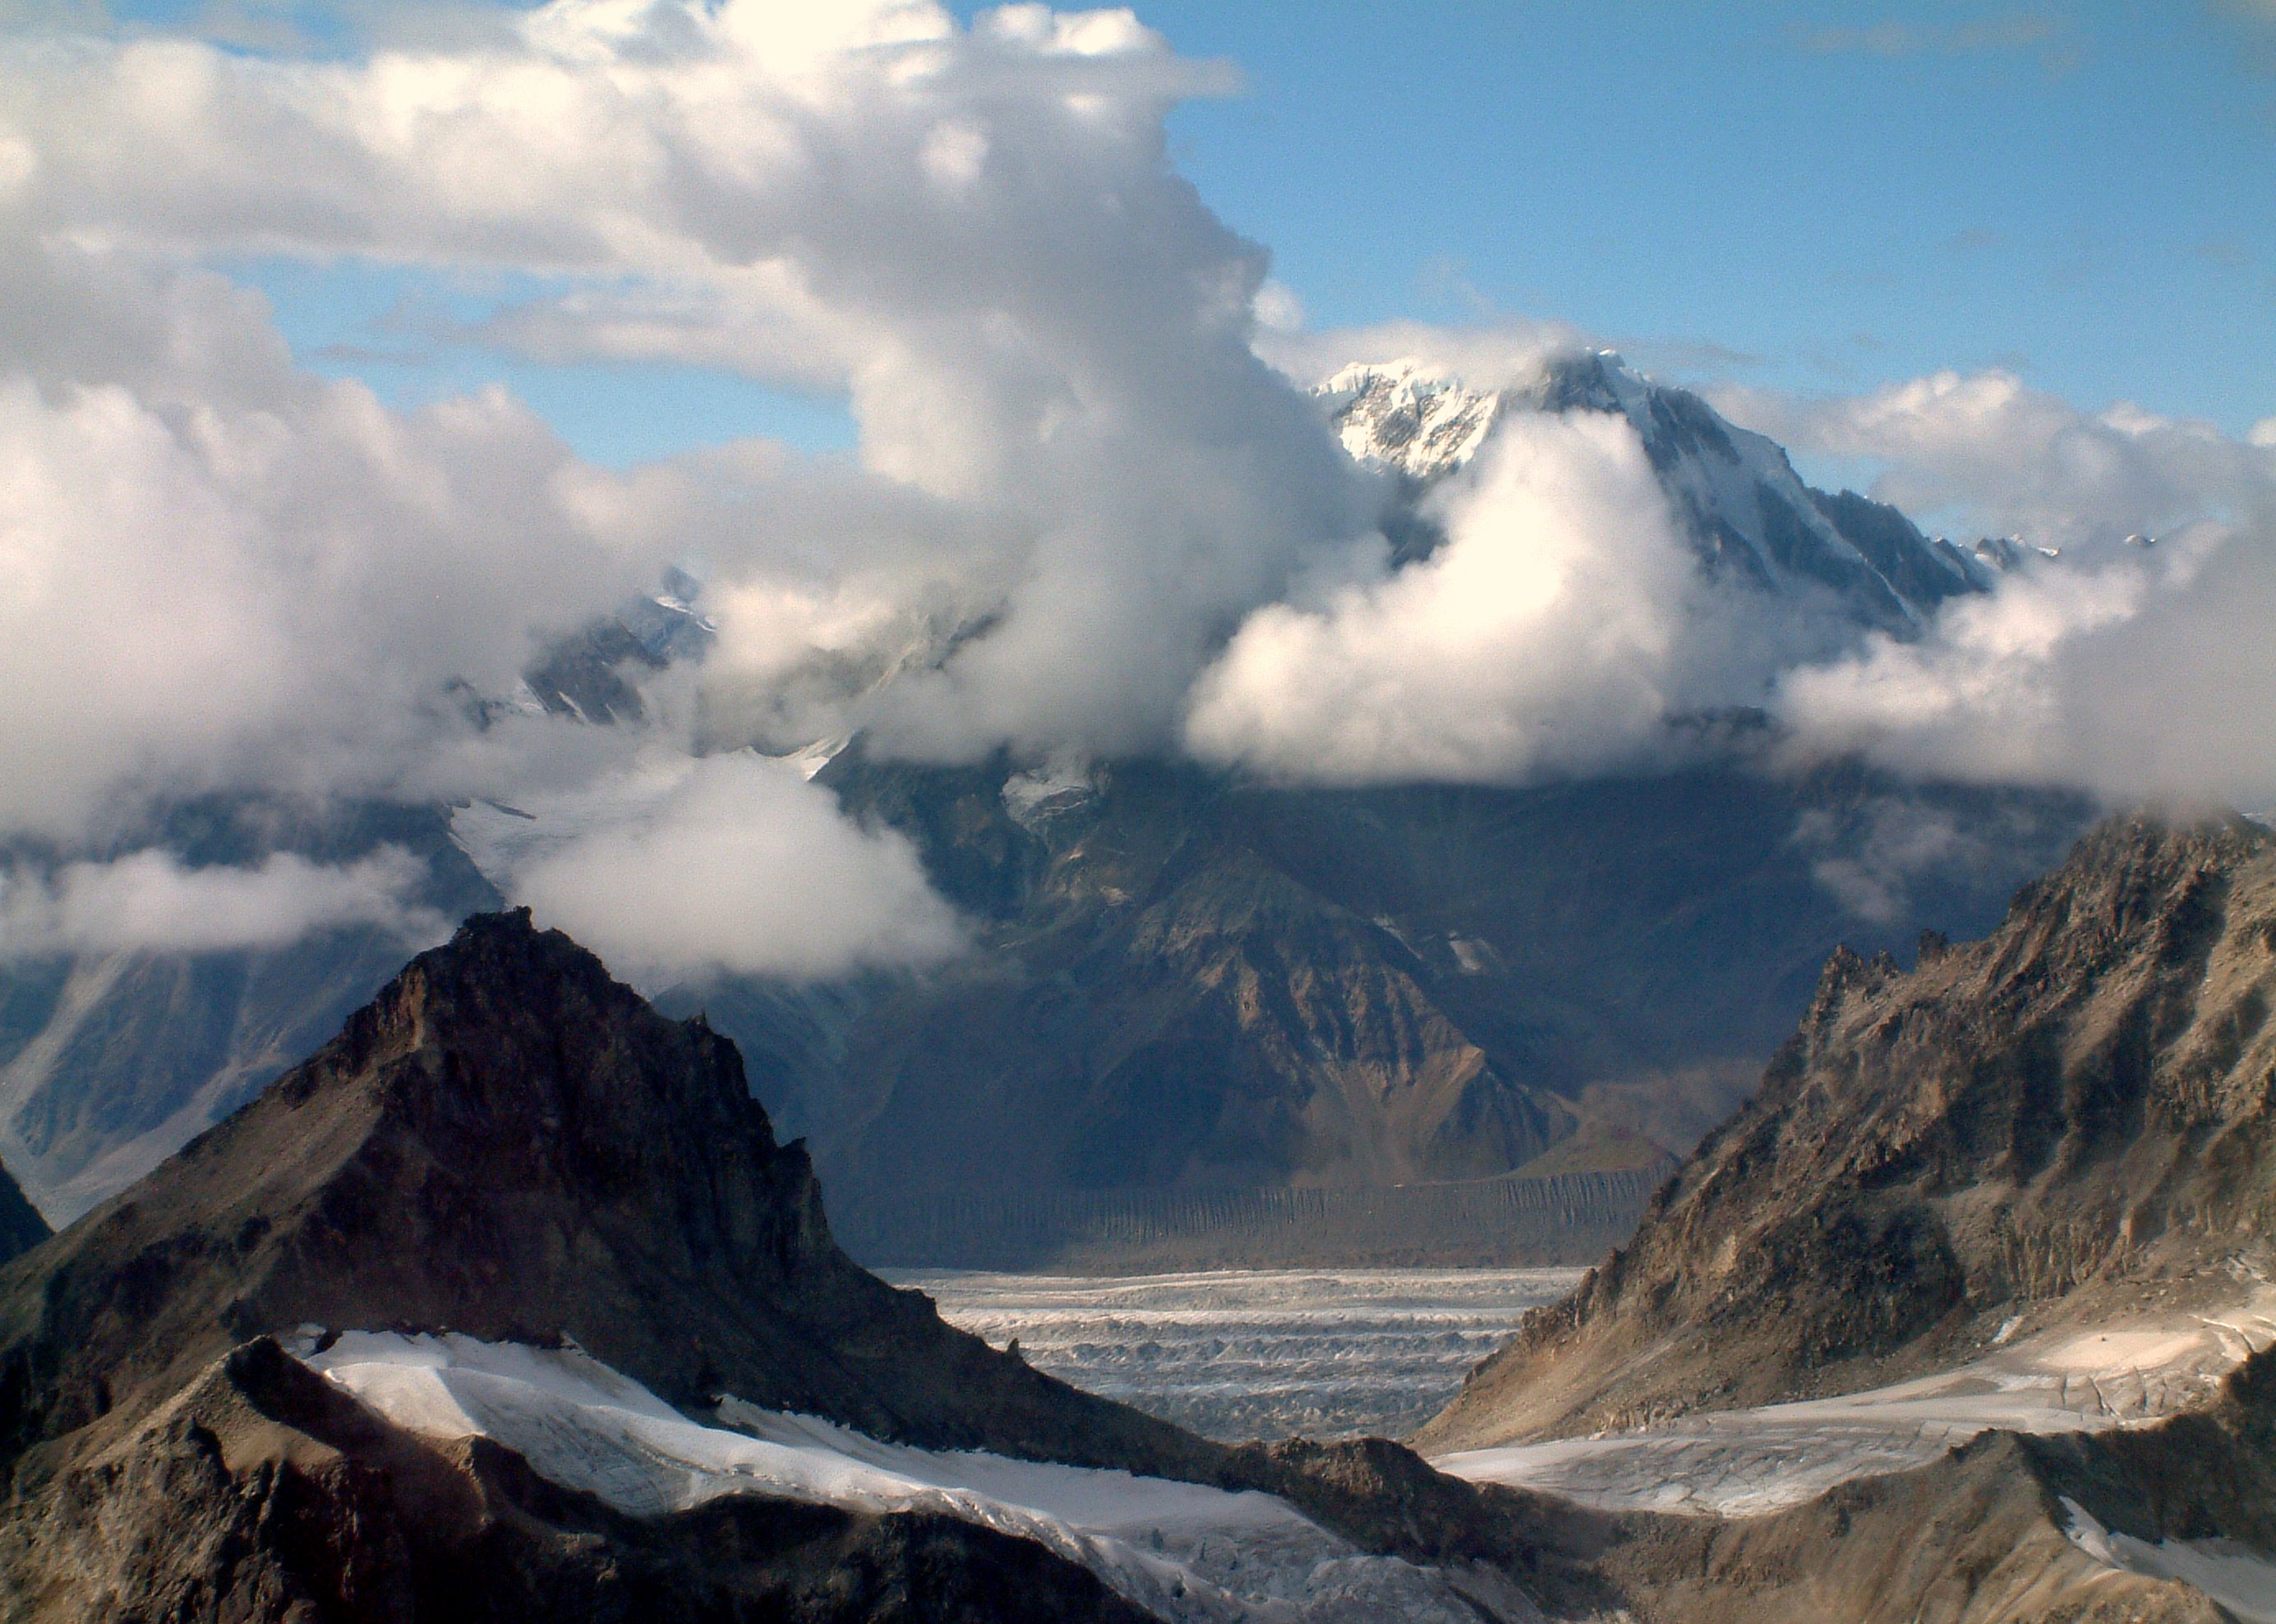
[1421,814,2276,1450]
[0,910,1211,1479]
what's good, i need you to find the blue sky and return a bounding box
[218,1,2275,463]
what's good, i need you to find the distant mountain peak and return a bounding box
[1320,349,1993,637]
[1319,358,1503,481]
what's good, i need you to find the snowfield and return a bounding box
[298,1330,1543,1624]
[1435,1289,2276,1518]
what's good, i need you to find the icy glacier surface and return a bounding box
[887,1267,1583,1441]
[302,1330,1541,1624]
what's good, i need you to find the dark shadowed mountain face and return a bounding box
[0,910,1209,1479]
[0,1168,41,1266]
[1421,815,2276,1451]
[675,749,2089,1265]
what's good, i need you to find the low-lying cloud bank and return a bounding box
[0,849,445,959]
[0,1,2271,970]
[509,752,965,982]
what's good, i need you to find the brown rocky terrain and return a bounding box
[1421,812,2276,1450]
[0,910,1219,1483]
[0,1336,1153,1624]
[8,876,2275,1622]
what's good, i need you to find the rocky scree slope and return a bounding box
[1422,814,2276,1449]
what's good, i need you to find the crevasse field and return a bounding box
[885,1268,1586,1441]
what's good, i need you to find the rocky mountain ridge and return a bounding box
[0,910,1205,1477]
[2,893,2274,1620]
[1421,813,2276,1451]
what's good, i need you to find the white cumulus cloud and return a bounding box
[1725,370,2276,808]
[509,752,965,982]
[1185,408,1780,782]
[0,847,445,958]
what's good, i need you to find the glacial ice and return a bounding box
[302,1330,1539,1624]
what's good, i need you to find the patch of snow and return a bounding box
[1439,1287,2276,1517]
[305,1331,1538,1623]
[775,734,851,781]
[2063,1497,2276,1623]
[1448,937,1497,976]
[1320,361,1501,482]
[1002,758,1098,832]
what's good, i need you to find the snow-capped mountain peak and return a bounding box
[1319,358,1502,481]
[1322,349,1997,636]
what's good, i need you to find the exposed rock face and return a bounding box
[1421,815,2276,1450]
[0,910,1209,1479]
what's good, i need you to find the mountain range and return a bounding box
[0,352,2093,1270]
[10,862,2276,1620]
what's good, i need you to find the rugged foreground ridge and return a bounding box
[0,913,1250,1620]
[0,911,1639,1622]
[1559,1340,2276,1622]
[1424,813,2276,1450]
[8,893,2276,1620]
[0,911,1214,1475]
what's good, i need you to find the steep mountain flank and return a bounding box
[1421,814,2276,1450]
[0,910,1209,1480]
[702,751,2086,1266]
